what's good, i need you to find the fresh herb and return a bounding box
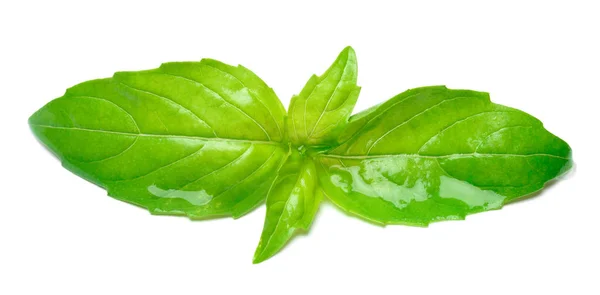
[29,47,572,263]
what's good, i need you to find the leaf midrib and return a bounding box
[255,166,304,261]
[319,152,569,160]
[29,124,282,146]
[306,53,352,140]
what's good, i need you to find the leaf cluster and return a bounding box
[29,47,572,263]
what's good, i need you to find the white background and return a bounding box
[1,1,598,294]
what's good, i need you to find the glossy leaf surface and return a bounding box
[287,46,360,146]
[29,60,288,218]
[317,86,572,225]
[29,47,573,263]
[253,150,321,263]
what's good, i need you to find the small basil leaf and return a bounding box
[287,46,360,147]
[29,60,288,219]
[253,150,321,264]
[318,86,572,226]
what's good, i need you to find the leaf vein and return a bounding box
[170,145,254,195]
[211,148,278,201]
[202,63,283,139]
[29,124,280,145]
[116,144,207,182]
[416,111,518,153]
[307,55,351,139]
[72,95,141,132]
[117,81,216,136]
[366,96,469,155]
[474,125,533,152]
[322,153,569,160]
[83,137,139,164]
[158,72,271,141]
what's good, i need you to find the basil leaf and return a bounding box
[317,86,572,225]
[253,151,321,263]
[29,60,288,218]
[29,48,574,263]
[287,46,360,146]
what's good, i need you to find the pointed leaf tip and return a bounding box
[252,152,321,263]
[341,45,355,54]
[287,46,360,146]
[336,46,356,64]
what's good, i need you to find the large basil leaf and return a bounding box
[317,86,572,225]
[287,47,360,146]
[29,59,288,218]
[253,150,321,263]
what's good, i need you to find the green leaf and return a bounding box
[29,59,288,219]
[253,150,321,264]
[317,86,572,226]
[287,46,360,147]
[29,48,574,263]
